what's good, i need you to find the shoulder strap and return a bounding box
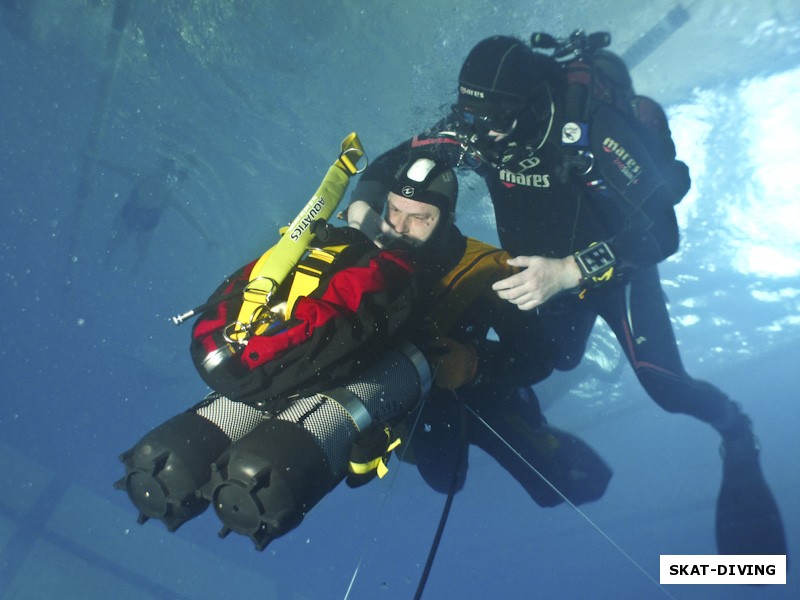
[285,244,349,316]
[562,51,636,149]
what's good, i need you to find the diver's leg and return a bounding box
[466,386,563,507]
[596,265,785,554]
[410,396,468,495]
[596,265,734,426]
[538,295,599,371]
[466,386,612,507]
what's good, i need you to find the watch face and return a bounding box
[578,243,615,276]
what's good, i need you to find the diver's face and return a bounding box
[385,192,441,246]
[454,103,519,143]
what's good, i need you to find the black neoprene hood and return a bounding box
[458,36,530,112]
[458,35,557,114]
[389,157,458,216]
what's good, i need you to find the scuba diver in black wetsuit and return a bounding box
[346,34,786,555]
[347,154,611,508]
[94,155,216,270]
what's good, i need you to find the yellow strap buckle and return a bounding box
[348,433,402,479]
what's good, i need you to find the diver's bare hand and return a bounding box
[344,200,402,248]
[492,255,581,310]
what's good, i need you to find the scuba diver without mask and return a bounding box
[382,157,455,242]
[369,155,467,283]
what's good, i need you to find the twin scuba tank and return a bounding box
[116,341,430,550]
[117,134,433,550]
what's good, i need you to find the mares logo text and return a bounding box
[602,137,642,185]
[499,169,551,188]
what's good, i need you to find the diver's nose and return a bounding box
[392,215,410,234]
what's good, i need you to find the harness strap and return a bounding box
[348,430,402,479]
[285,245,348,315]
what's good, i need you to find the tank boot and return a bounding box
[116,393,264,532]
[115,409,233,531]
[205,419,334,551]
[205,343,431,551]
[713,403,786,556]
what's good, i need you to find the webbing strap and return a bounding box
[348,434,402,479]
[324,387,372,432]
[285,245,347,315]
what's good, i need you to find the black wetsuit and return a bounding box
[352,99,735,430]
